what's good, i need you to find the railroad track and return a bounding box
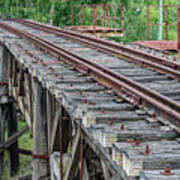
[1,20,180,130]
[0,19,180,179]
[13,18,180,74]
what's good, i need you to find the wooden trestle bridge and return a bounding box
[0,15,180,180]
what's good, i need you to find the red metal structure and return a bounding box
[178,6,180,50]
[69,4,124,35]
[147,5,178,40]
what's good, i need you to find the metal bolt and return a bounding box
[83,99,88,104]
[152,113,156,118]
[100,109,105,113]
[90,102,96,106]
[126,139,134,143]
[133,139,140,146]
[121,124,124,130]
[161,164,174,176]
[79,90,83,95]
[41,61,47,67]
[141,145,151,155]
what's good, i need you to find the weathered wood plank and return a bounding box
[0,44,9,178]
[50,104,61,153]
[119,140,180,177]
[140,169,180,180]
[46,90,53,154]
[7,102,19,176]
[64,128,80,180]
[83,160,90,180]
[32,77,49,179]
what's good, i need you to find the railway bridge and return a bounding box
[0,15,180,180]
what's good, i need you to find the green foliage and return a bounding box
[0,0,179,42]
[119,0,180,43]
[2,119,33,179]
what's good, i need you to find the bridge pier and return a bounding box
[0,45,19,177]
[32,76,50,180]
[0,45,9,177]
[7,101,19,176]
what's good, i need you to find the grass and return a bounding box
[2,119,33,180]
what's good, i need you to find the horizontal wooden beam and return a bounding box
[0,125,29,154]
[19,174,32,180]
[18,148,32,156]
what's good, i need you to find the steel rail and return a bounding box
[1,22,180,129]
[14,18,180,80]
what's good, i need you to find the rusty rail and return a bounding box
[14,18,180,80]
[147,5,179,40]
[0,22,180,131]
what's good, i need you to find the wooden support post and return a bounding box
[64,129,80,180]
[59,106,63,180]
[8,54,13,96]
[101,159,110,180]
[27,74,33,137]
[0,45,9,178]
[46,90,53,154]
[83,160,89,180]
[7,103,19,176]
[62,109,71,153]
[80,129,84,180]
[50,104,60,153]
[32,76,49,180]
